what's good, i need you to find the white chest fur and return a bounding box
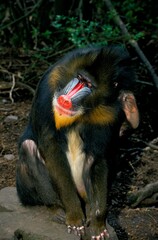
[66,128,87,199]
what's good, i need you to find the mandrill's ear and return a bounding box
[119,91,139,129]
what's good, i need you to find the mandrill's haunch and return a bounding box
[16,46,139,240]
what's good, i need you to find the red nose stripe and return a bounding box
[66,81,85,98]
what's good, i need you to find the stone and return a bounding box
[4,115,18,123]
[4,154,15,161]
[0,187,78,240]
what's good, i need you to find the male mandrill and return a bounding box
[16,46,139,240]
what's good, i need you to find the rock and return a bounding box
[0,187,78,240]
[0,187,119,240]
[1,98,8,103]
[4,154,15,161]
[4,115,18,122]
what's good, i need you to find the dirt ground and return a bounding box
[0,49,158,239]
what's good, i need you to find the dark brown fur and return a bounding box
[16,46,139,239]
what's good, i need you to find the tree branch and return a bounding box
[0,67,35,97]
[104,0,158,90]
[0,0,42,31]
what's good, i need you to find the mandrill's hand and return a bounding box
[66,210,86,238]
[67,225,85,237]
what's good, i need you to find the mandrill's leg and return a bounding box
[16,139,60,206]
[84,159,110,240]
[40,139,86,237]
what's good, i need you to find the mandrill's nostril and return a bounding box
[57,95,72,109]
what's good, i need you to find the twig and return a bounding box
[104,0,158,90]
[136,80,154,86]
[0,0,42,31]
[9,74,15,103]
[129,161,136,173]
[131,137,158,151]
[144,140,158,151]
[120,148,142,152]
[0,67,35,96]
[77,0,90,45]
[16,81,35,95]
[45,45,75,59]
[0,80,35,96]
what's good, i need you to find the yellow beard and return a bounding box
[53,96,83,129]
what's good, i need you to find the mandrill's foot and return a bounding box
[80,225,109,240]
[67,225,85,237]
[91,229,109,240]
[66,211,86,237]
[67,225,109,240]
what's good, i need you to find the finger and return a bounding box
[67,225,72,234]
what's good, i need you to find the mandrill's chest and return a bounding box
[65,125,111,199]
[66,127,93,199]
[65,124,109,162]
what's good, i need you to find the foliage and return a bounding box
[113,0,158,39]
[52,15,121,47]
[0,0,157,53]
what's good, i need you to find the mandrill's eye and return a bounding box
[77,74,83,81]
[77,74,92,88]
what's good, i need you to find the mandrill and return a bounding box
[16,46,139,240]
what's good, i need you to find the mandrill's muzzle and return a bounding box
[55,75,92,116]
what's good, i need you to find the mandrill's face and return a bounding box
[53,73,92,117]
[52,72,117,129]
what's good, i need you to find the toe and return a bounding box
[67,225,85,236]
